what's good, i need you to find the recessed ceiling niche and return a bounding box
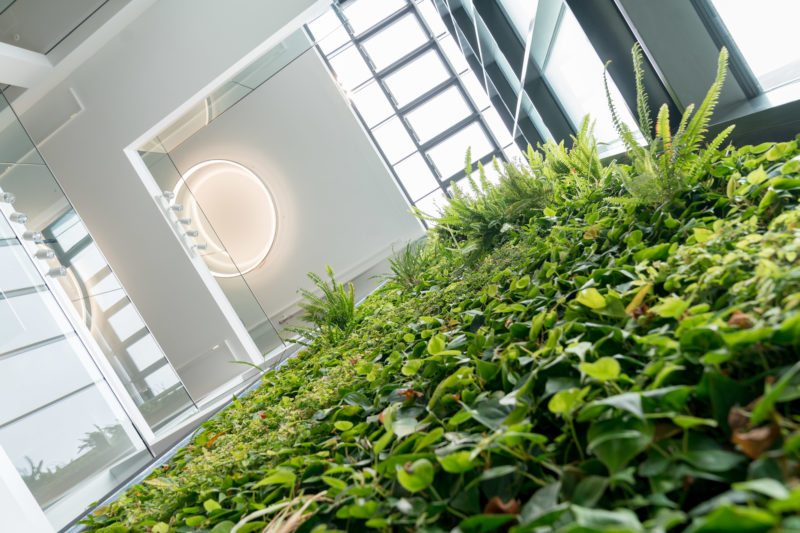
[174,159,277,278]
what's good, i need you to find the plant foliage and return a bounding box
[82,47,800,533]
[286,265,356,344]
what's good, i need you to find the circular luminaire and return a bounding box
[174,160,277,278]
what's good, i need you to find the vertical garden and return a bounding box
[82,47,800,533]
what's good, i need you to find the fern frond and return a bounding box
[632,43,653,142]
[687,124,735,182]
[682,47,729,154]
[604,62,640,154]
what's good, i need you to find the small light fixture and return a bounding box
[178,217,191,225]
[47,266,67,277]
[1,192,15,204]
[9,212,28,223]
[184,230,199,238]
[192,242,207,251]
[34,248,55,259]
[170,204,184,212]
[22,231,42,241]
[162,191,175,200]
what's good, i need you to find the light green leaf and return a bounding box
[396,458,434,492]
[576,288,606,309]
[693,227,714,243]
[672,415,717,429]
[579,357,621,381]
[401,359,424,376]
[548,387,589,414]
[543,207,556,217]
[152,523,170,533]
[746,166,768,185]
[253,468,296,488]
[203,499,221,512]
[334,420,353,431]
[651,296,689,319]
[438,451,479,473]
[427,334,446,355]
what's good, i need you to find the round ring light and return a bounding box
[174,160,277,278]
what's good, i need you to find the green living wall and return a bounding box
[82,48,800,533]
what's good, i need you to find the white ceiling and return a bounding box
[169,48,424,325]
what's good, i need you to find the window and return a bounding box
[542,6,638,150]
[710,0,800,91]
[307,0,519,222]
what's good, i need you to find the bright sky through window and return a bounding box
[711,0,800,91]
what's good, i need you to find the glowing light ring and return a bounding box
[173,160,277,278]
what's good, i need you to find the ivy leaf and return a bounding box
[427,334,446,355]
[651,296,689,319]
[334,420,354,431]
[576,288,606,309]
[401,359,424,376]
[203,499,221,513]
[587,417,653,474]
[548,387,589,414]
[693,227,714,243]
[438,451,480,473]
[396,459,434,492]
[253,468,296,488]
[672,415,717,430]
[579,357,621,381]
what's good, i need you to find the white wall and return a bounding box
[169,48,424,325]
[12,0,327,400]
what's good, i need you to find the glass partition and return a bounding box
[0,211,151,530]
[0,92,197,436]
[140,144,283,356]
[135,30,319,358]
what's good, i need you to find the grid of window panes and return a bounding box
[306,0,522,217]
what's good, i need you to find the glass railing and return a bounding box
[0,92,198,436]
[136,29,317,359]
[140,144,284,357]
[0,211,151,530]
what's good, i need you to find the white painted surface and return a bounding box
[13,0,327,401]
[0,445,54,533]
[169,49,424,324]
[0,41,51,87]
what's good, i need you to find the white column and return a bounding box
[0,445,54,533]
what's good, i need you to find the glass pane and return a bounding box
[439,34,470,75]
[0,336,97,425]
[362,14,428,71]
[415,189,449,219]
[405,86,471,143]
[384,50,451,106]
[498,0,539,42]
[307,9,350,54]
[350,81,395,127]
[328,44,373,91]
[0,291,74,355]
[0,243,42,293]
[483,106,514,146]
[0,383,147,510]
[503,142,525,163]
[543,7,638,148]
[427,122,494,179]
[711,0,800,90]
[343,0,408,35]
[371,117,417,163]
[460,69,491,111]
[394,153,440,201]
[417,0,448,37]
[107,303,145,342]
